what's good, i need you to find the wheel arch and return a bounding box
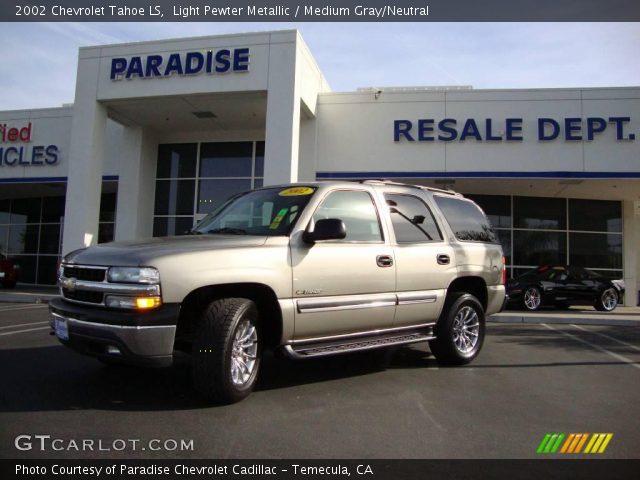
[175,283,283,351]
[446,276,488,311]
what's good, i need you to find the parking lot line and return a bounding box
[0,326,50,336]
[570,324,640,352]
[542,323,640,370]
[0,304,48,312]
[0,321,48,330]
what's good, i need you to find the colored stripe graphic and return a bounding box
[539,433,613,454]
[537,433,565,453]
[584,434,614,454]
[574,433,589,453]
[560,433,575,453]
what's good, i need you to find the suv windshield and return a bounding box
[193,186,317,236]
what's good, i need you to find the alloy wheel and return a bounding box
[452,306,480,354]
[230,320,258,386]
[524,287,541,310]
[601,288,618,311]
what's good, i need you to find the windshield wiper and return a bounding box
[206,227,248,235]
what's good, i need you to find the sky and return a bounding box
[1,22,639,110]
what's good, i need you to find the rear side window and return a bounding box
[434,196,498,243]
[385,194,442,243]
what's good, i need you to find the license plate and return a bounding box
[53,316,69,341]
[0,272,4,278]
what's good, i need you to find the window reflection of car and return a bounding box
[0,253,19,288]
[506,265,625,312]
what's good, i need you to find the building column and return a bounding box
[114,126,157,241]
[263,42,301,185]
[623,200,640,306]
[62,54,106,255]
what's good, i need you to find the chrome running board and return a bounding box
[283,329,435,359]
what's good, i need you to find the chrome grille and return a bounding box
[62,289,104,304]
[63,266,107,282]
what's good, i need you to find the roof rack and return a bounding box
[347,179,460,196]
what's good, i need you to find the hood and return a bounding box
[64,235,269,267]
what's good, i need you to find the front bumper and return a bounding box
[49,297,179,367]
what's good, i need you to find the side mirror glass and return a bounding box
[303,218,347,244]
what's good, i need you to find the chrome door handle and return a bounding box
[376,255,394,267]
[437,254,450,265]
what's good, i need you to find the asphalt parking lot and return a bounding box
[0,303,639,459]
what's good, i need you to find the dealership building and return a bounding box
[0,30,638,304]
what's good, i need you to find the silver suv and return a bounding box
[50,181,506,403]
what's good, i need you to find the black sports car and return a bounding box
[506,265,625,312]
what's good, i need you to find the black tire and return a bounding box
[2,281,16,289]
[192,298,262,404]
[429,293,485,365]
[522,286,542,311]
[594,288,618,312]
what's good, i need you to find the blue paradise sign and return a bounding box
[110,48,250,80]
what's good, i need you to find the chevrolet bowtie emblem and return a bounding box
[63,277,77,292]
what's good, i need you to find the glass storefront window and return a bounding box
[475,195,624,280]
[199,142,253,178]
[153,141,264,236]
[11,255,36,284]
[0,225,8,253]
[0,192,69,285]
[569,199,622,232]
[154,179,196,216]
[467,194,511,228]
[255,142,265,177]
[99,193,117,222]
[513,230,567,266]
[197,179,252,214]
[8,225,39,254]
[569,233,622,270]
[37,256,59,285]
[11,198,42,224]
[156,144,197,179]
[41,196,65,223]
[98,223,115,244]
[153,217,194,237]
[39,225,60,254]
[514,196,566,230]
[0,199,10,224]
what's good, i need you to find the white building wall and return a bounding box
[314,88,640,176]
[0,107,72,180]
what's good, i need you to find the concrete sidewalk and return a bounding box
[0,285,58,304]
[490,306,640,327]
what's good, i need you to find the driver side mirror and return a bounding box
[303,218,347,244]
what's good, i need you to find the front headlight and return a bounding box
[107,267,160,284]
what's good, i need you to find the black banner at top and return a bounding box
[1,0,639,22]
